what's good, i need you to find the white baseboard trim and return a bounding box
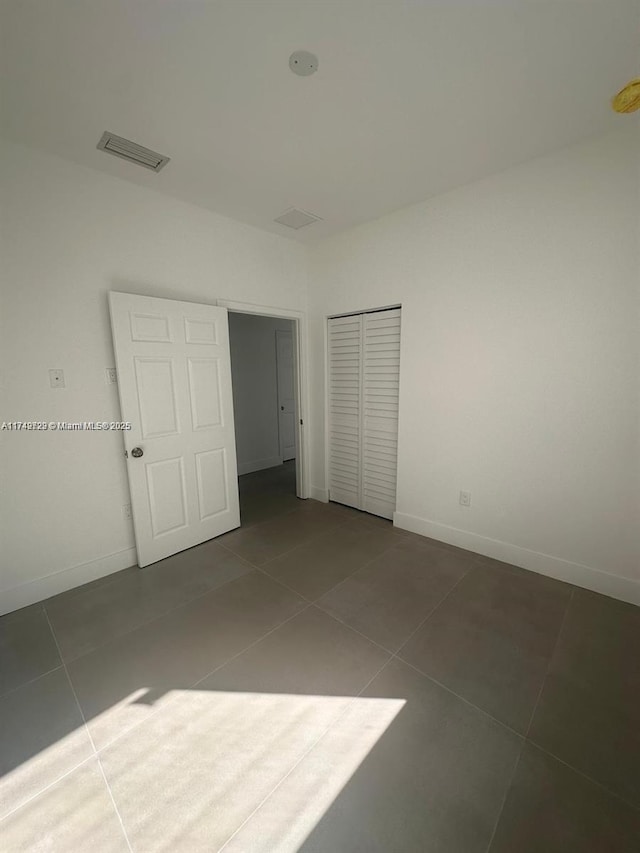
[237,457,283,476]
[393,512,640,607]
[310,486,329,503]
[0,547,138,617]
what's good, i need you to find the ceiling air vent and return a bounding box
[97,131,170,172]
[274,208,322,229]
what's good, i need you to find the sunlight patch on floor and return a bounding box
[2,687,405,852]
[103,688,405,852]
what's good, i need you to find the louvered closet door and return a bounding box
[328,314,362,509]
[361,309,401,519]
[328,308,401,520]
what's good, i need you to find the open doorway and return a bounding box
[227,309,304,527]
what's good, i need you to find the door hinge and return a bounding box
[300,418,304,426]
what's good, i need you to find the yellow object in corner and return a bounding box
[612,78,640,113]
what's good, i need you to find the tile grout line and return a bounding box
[524,740,640,816]
[483,586,576,853]
[523,587,575,739]
[482,746,525,853]
[253,518,421,609]
[44,502,379,669]
[188,602,312,691]
[214,544,532,851]
[393,562,476,659]
[91,602,314,758]
[0,752,98,824]
[216,651,395,853]
[36,507,382,669]
[260,549,522,736]
[51,559,265,667]
[395,657,525,741]
[309,604,398,657]
[0,663,65,702]
[42,610,135,853]
[39,504,338,665]
[217,512,360,571]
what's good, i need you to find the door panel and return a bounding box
[187,358,222,430]
[195,448,229,520]
[361,309,401,520]
[110,292,240,567]
[146,457,188,537]
[327,315,362,510]
[135,358,180,438]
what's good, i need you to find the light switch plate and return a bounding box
[106,367,117,385]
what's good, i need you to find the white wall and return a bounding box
[308,128,640,604]
[2,128,638,614]
[0,139,307,615]
[228,313,294,475]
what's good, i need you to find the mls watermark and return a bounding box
[1,421,132,431]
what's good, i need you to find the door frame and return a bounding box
[275,328,296,462]
[217,299,310,500]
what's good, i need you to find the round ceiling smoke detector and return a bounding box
[289,51,318,76]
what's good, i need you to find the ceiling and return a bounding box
[2,0,639,242]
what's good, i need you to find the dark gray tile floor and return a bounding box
[1,461,639,851]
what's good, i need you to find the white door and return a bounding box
[361,309,401,519]
[327,314,362,510]
[327,308,401,520]
[276,329,296,461]
[109,292,240,567]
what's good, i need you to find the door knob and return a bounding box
[131,447,144,458]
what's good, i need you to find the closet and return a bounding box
[327,307,401,520]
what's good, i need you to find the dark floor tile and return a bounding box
[219,504,346,566]
[67,571,305,749]
[0,606,61,697]
[46,540,252,661]
[529,589,640,807]
[298,499,362,523]
[399,562,571,732]
[489,743,640,853]
[238,461,297,496]
[239,491,302,527]
[0,668,93,818]
[225,658,522,853]
[200,605,390,697]
[316,541,472,651]
[100,608,389,851]
[262,523,399,600]
[43,566,139,610]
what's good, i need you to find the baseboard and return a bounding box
[0,547,138,616]
[310,485,329,503]
[237,456,283,476]
[393,512,640,607]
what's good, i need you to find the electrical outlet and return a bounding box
[105,367,117,385]
[49,369,65,389]
[459,490,472,507]
[123,504,132,519]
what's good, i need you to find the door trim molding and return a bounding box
[217,299,310,500]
